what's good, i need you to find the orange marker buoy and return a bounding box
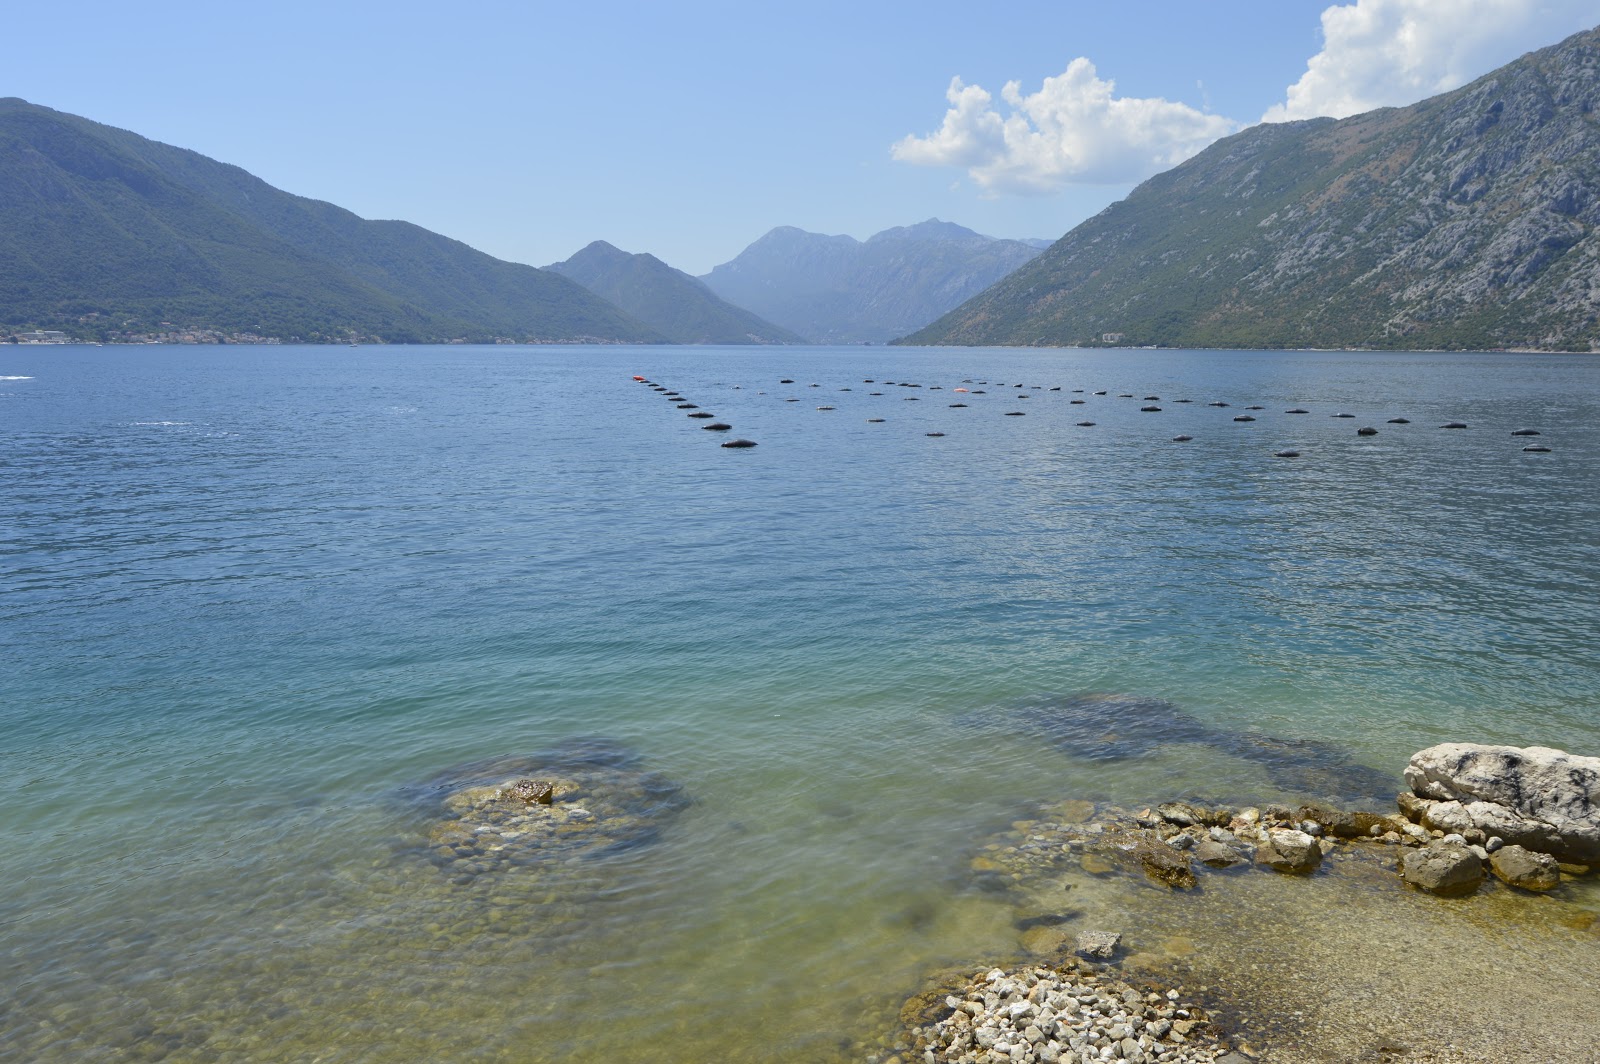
[953,387,969,393]
[632,375,646,381]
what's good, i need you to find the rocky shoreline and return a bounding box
[892,961,1244,1064]
[881,742,1599,1063]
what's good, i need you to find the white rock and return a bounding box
[1406,743,1600,862]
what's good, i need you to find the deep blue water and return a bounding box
[2,344,1597,1061]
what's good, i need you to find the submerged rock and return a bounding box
[1076,930,1122,958]
[983,692,1396,804]
[1134,838,1197,889]
[407,738,689,876]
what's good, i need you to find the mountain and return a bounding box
[700,219,1047,343]
[0,98,663,343]
[902,26,1600,352]
[547,240,805,344]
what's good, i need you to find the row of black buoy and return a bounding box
[753,375,1556,454]
[632,375,756,448]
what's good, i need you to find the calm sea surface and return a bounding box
[2,344,1598,1061]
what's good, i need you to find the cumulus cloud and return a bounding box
[892,60,1238,195]
[1264,0,1598,122]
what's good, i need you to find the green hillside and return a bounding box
[902,27,1600,352]
[0,98,663,343]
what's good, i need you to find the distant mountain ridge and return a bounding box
[547,241,804,344]
[0,98,663,343]
[701,219,1048,343]
[902,26,1600,351]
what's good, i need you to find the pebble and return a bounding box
[902,964,1232,1063]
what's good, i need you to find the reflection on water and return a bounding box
[2,345,1597,1062]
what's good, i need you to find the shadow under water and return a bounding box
[965,693,1400,805]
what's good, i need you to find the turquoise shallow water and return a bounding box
[2,344,1598,1061]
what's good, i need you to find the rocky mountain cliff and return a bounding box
[902,26,1600,352]
[547,241,804,344]
[0,98,662,343]
[702,219,1046,343]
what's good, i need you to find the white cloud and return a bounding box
[892,60,1238,195]
[1264,0,1598,123]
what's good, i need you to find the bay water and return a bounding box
[2,344,1597,1061]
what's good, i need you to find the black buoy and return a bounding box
[1287,409,1309,414]
[1208,401,1230,407]
[1173,399,1193,403]
[689,411,715,418]
[866,418,885,423]
[1245,405,1264,410]
[949,403,969,408]
[1233,415,1255,422]
[1142,405,1162,412]
[1523,445,1552,452]
[1332,413,1355,418]
[816,405,835,410]
[721,439,758,448]
[780,379,794,384]
[1093,390,1107,395]
[1172,435,1193,442]
[1274,449,1301,458]
[1441,422,1468,429]
[971,390,986,394]
[1076,421,1096,427]
[1070,399,1086,404]
[1388,417,1411,424]
[677,403,698,409]
[703,422,732,431]
[926,432,946,437]
[1144,395,1160,401]
[1512,429,1541,436]
[1357,426,1378,436]
[1004,411,1026,416]
[870,392,884,396]
[785,398,800,402]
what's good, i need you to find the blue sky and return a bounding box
[9,1,1595,273]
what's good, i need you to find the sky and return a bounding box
[8,1,1597,274]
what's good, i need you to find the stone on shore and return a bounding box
[1255,828,1322,874]
[1489,844,1563,891]
[1405,743,1600,862]
[1399,840,1486,897]
[1298,803,1395,839]
[1193,838,1249,867]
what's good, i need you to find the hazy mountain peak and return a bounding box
[702,219,1049,343]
